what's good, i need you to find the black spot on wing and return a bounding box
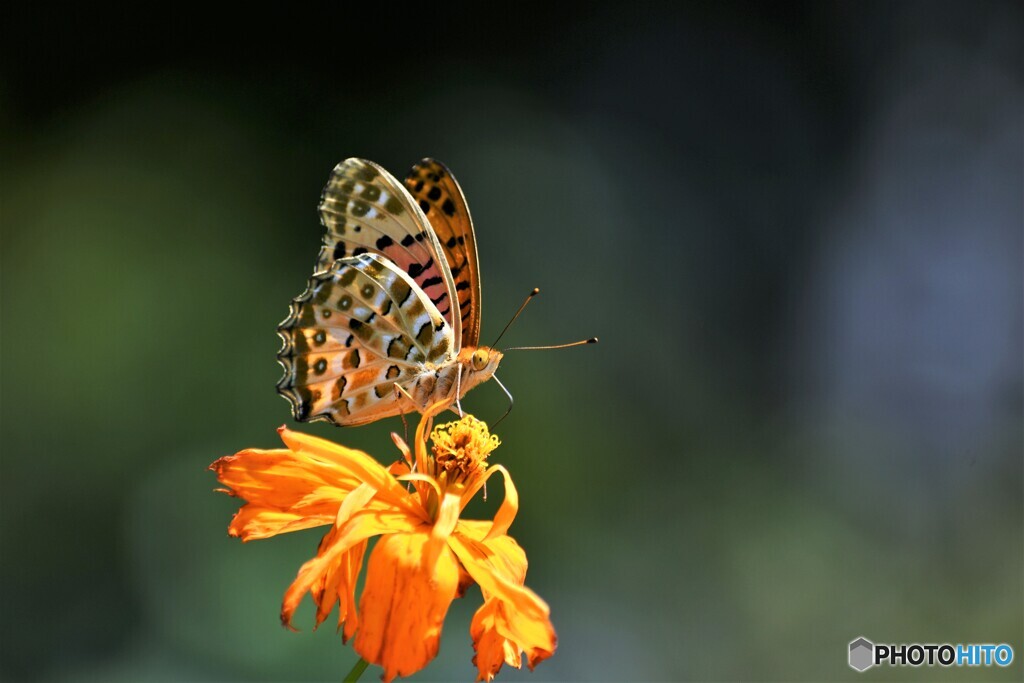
[408,258,434,279]
[331,376,347,400]
[416,321,433,346]
[353,164,379,182]
[384,196,404,214]
[339,268,358,287]
[349,318,372,341]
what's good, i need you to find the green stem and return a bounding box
[343,657,369,683]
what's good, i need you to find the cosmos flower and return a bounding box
[211,410,556,682]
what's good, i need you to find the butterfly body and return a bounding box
[407,345,503,414]
[276,158,495,426]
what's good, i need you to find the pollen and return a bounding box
[430,415,500,483]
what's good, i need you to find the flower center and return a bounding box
[428,415,500,488]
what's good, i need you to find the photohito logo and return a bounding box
[848,637,1014,672]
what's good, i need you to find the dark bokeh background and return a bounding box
[2,2,1021,681]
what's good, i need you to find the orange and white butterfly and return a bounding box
[276,158,502,426]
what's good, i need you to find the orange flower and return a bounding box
[211,411,556,682]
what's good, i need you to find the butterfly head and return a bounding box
[461,346,503,389]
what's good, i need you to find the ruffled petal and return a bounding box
[211,447,359,541]
[449,533,556,673]
[458,465,518,542]
[310,530,367,641]
[455,520,527,584]
[338,539,367,642]
[308,483,377,637]
[354,531,461,683]
[277,427,427,521]
[282,508,423,629]
[470,597,522,681]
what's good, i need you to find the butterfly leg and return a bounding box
[393,383,418,474]
[454,369,465,418]
[492,375,514,428]
[393,385,411,450]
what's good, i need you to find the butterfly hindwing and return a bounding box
[404,159,482,347]
[277,253,455,426]
[317,158,461,346]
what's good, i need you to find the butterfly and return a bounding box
[275,158,503,426]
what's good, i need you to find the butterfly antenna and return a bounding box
[492,288,540,348]
[504,337,598,351]
[492,375,514,428]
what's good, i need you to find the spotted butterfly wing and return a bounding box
[276,254,455,426]
[316,158,461,345]
[403,159,482,347]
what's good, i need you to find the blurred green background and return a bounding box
[2,2,1021,681]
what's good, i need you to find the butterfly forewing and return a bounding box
[317,158,461,346]
[277,253,455,426]
[404,159,482,347]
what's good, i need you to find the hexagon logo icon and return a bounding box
[849,637,875,671]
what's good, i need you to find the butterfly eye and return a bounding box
[471,349,489,371]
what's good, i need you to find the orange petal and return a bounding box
[387,461,410,477]
[426,491,461,570]
[470,598,523,681]
[335,483,378,529]
[278,427,427,521]
[458,465,518,542]
[310,529,367,640]
[339,539,367,642]
[449,534,556,672]
[390,431,413,468]
[282,508,423,629]
[307,483,377,636]
[225,506,336,541]
[211,448,359,541]
[354,531,460,683]
[455,521,527,585]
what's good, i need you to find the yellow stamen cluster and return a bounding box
[429,415,500,485]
